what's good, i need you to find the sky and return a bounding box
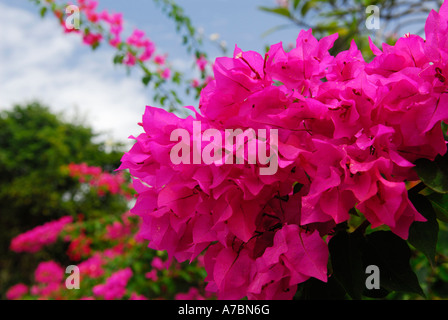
[0,0,436,146]
[0,0,303,145]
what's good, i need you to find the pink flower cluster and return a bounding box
[67,233,92,261]
[67,162,132,198]
[129,292,148,300]
[53,0,156,66]
[105,220,132,240]
[10,216,73,253]
[77,0,124,47]
[35,261,65,284]
[78,0,156,66]
[124,29,156,65]
[67,162,101,180]
[78,253,105,278]
[196,55,208,72]
[92,267,133,300]
[31,261,65,299]
[119,3,448,299]
[6,283,28,300]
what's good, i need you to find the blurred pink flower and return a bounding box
[6,283,28,300]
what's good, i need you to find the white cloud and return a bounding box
[0,2,150,145]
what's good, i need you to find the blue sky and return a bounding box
[0,0,436,145]
[6,0,304,54]
[0,0,304,144]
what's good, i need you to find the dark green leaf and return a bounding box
[442,121,448,141]
[296,276,347,300]
[428,192,448,222]
[349,207,360,216]
[142,75,152,86]
[408,193,439,265]
[363,231,424,297]
[113,54,124,65]
[362,283,390,298]
[293,182,304,194]
[414,153,448,194]
[258,6,292,19]
[329,231,365,299]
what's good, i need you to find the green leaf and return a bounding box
[329,231,365,299]
[172,71,182,85]
[293,182,304,194]
[301,1,317,16]
[258,6,292,19]
[91,42,99,51]
[408,193,439,265]
[113,54,124,65]
[261,24,294,38]
[293,0,301,10]
[170,90,182,104]
[363,231,424,297]
[414,152,448,194]
[40,6,47,18]
[428,192,448,222]
[142,75,152,86]
[296,276,347,300]
[442,121,448,141]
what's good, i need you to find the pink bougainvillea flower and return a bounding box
[145,269,158,282]
[124,52,137,66]
[92,268,133,300]
[154,54,166,65]
[119,1,448,300]
[129,292,148,300]
[6,283,28,300]
[191,78,200,88]
[67,233,92,261]
[35,261,64,284]
[161,68,171,79]
[10,216,72,253]
[82,31,102,47]
[196,55,208,72]
[78,253,105,278]
[105,220,132,240]
[38,282,63,300]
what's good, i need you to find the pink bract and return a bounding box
[10,216,72,253]
[35,261,65,284]
[119,2,448,299]
[6,283,28,300]
[92,267,133,300]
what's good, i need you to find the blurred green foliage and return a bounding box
[0,102,127,298]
